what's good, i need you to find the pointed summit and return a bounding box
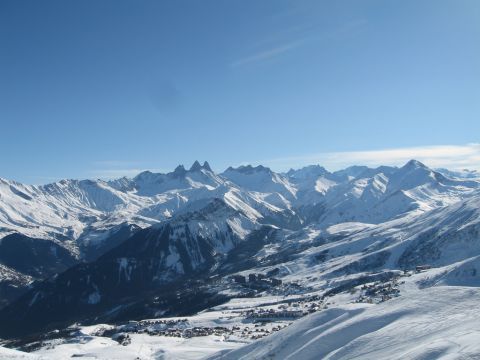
[202,161,212,172]
[403,159,427,170]
[190,160,202,172]
[172,165,187,177]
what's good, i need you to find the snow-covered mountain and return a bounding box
[0,198,268,337]
[0,161,298,248]
[1,160,480,358]
[222,165,297,202]
[0,160,478,306]
[2,160,476,245]
[436,167,480,180]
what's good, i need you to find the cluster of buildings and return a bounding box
[415,264,432,272]
[356,277,402,304]
[109,322,233,339]
[182,326,230,338]
[244,305,308,322]
[236,324,289,340]
[103,321,292,342]
[232,273,282,288]
[245,308,305,321]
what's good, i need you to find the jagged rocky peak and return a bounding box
[403,159,428,170]
[172,164,187,177]
[190,160,202,172]
[134,162,212,182]
[202,161,212,172]
[396,159,435,179]
[189,160,213,172]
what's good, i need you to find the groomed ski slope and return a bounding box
[210,286,480,360]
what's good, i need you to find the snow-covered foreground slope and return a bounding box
[2,276,479,360]
[210,286,480,360]
[1,333,240,359]
[0,346,40,359]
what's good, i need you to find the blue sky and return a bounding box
[1,0,479,183]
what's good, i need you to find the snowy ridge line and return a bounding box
[1,159,477,250]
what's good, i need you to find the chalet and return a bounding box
[233,275,246,284]
[270,278,282,286]
[248,309,304,320]
[415,265,432,272]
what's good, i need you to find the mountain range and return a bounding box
[0,160,479,358]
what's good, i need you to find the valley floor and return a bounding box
[2,269,480,360]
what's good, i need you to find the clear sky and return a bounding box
[1,0,479,183]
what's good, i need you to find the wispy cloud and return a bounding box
[88,169,147,180]
[257,144,480,171]
[230,39,304,68]
[230,14,367,68]
[88,160,167,180]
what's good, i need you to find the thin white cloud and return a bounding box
[88,160,168,180]
[88,169,147,180]
[258,144,480,172]
[230,16,367,68]
[230,40,304,68]
[90,168,171,180]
